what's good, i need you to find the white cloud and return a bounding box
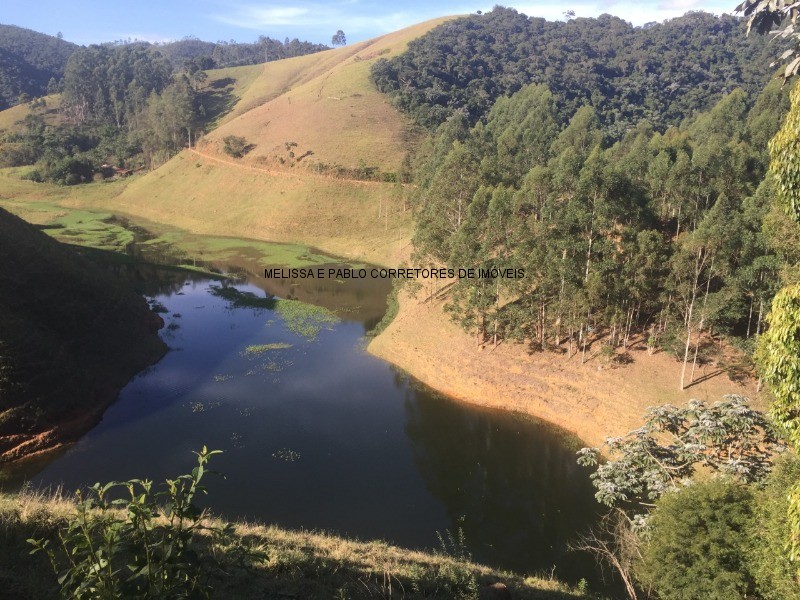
[216,6,311,28]
[214,2,424,36]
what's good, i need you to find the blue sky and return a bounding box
[3,0,735,46]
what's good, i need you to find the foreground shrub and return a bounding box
[28,447,266,599]
[638,479,755,600]
[748,455,800,600]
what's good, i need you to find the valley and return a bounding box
[0,5,797,598]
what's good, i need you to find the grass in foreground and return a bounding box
[0,489,592,599]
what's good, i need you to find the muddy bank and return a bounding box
[368,289,761,448]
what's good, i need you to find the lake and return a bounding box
[3,241,601,585]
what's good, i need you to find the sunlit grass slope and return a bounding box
[202,17,452,171]
[0,490,591,599]
[0,94,60,132]
[109,19,454,265]
[113,152,411,265]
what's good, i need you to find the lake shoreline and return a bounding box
[367,288,762,448]
[0,188,763,454]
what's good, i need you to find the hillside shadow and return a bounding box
[197,78,238,130]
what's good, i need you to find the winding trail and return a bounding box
[187,147,405,188]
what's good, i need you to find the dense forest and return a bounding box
[369,7,799,384]
[408,72,795,386]
[371,8,781,135]
[0,24,327,113]
[0,23,330,180]
[0,43,200,181]
[0,25,76,110]
[0,29,327,182]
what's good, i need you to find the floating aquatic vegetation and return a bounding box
[209,286,339,341]
[273,299,338,341]
[241,343,293,356]
[272,448,301,462]
[189,400,222,413]
[265,358,293,372]
[244,357,293,376]
[208,286,275,309]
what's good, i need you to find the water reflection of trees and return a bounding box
[400,374,599,578]
[115,264,199,297]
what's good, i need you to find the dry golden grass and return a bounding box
[0,490,588,599]
[0,20,452,266]
[110,152,413,265]
[65,19,457,266]
[0,95,61,132]
[202,17,453,171]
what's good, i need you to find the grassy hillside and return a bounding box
[0,19,451,267]
[0,94,60,132]
[114,152,411,265]
[71,20,456,266]
[0,207,165,462]
[201,17,452,171]
[0,490,591,599]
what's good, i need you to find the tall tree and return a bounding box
[331,30,347,47]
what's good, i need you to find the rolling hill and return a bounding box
[89,18,455,265]
[200,17,452,171]
[0,12,765,451]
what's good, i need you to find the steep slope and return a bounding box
[0,208,166,462]
[0,93,60,132]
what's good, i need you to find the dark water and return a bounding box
[5,265,601,584]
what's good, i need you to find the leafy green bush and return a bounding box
[28,447,266,599]
[430,527,478,599]
[222,135,250,159]
[47,156,94,185]
[366,280,400,337]
[638,479,756,600]
[748,455,800,600]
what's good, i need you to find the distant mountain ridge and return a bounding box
[0,23,328,111]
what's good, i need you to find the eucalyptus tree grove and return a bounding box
[411,80,795,388]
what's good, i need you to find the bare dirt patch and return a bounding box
[368,288,761,448]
